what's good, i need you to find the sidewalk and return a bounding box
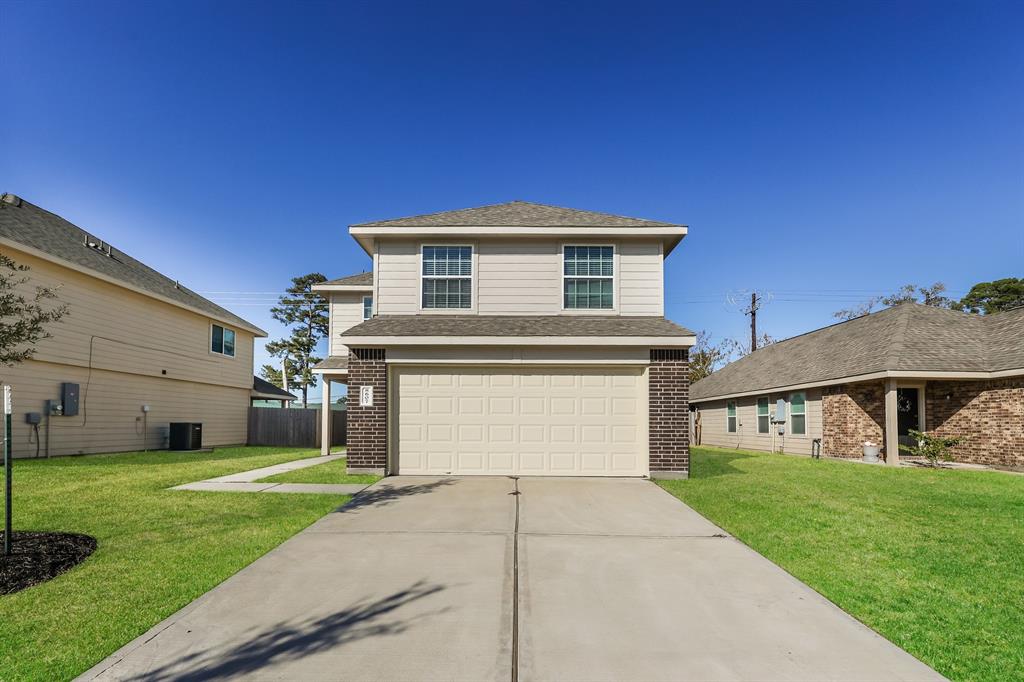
[171,454,371,495]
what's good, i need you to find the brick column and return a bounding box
[346,348,387,474]
[649,348,690,479]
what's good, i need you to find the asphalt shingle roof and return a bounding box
[321,272,373,286]
[353,201,681,228]
[0,194,264,334]
[339,315,694,338]
[252,376,297,400]
[313,356,350,370]
[690,304,1024,401]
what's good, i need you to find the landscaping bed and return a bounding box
[659,445,1024,682]
[1,532,97,595]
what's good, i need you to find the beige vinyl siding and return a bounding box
[618,241,664,316]
[374,237,664,316]
[695,389,824,456]
[0,248,254,457]
[328,292,367,356]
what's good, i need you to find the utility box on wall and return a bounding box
[61,383,80,417]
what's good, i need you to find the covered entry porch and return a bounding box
[313,357,349,457]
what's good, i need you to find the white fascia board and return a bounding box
[313,282,378,290]
[312,367,350,375]
[338,335,697,347]
[690,367,1024,403]
[0,237,268,337]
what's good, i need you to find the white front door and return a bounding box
[395,366,647,476]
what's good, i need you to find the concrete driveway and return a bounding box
[80,477,942,681]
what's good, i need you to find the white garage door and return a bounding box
[395,366,647,476]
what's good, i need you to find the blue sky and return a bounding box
[2,0,1022,388]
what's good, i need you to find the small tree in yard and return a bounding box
[0,253,69,366]
[899,429,964,467]
[1,252,68,556]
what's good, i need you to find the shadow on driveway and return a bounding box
[123,581,448,682]
[337,477,458,512]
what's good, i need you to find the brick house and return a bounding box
[689,304,1023,468]
[311,201,695,478]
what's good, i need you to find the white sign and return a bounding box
[359,385,374,407]
[2,385,10,415]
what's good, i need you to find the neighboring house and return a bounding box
[0,193,267,457]
[690,303,1024,468]
[313,201,695,477]
[251,376,297,407]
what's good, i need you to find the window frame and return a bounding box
[362,295,373,321]
[210,323,236,358]
[561,243,617,312]
[789,391,807,436]
[757,397,770,434]
[419,244,475,311]
[726,400,737,433]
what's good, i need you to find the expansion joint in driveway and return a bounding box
[509,475,520,682]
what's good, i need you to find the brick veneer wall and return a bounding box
[649,348,690,477]
[822,381,885,458]
[926,378,1024,468]
[346,348,387,472]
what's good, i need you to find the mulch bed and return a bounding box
[0,531,97,595]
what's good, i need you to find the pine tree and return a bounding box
[266,273,328,407]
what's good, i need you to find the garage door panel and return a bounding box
[396,366,647,476]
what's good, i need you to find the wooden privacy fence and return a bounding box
[247,407,347,448]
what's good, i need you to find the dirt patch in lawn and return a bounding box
[0,531,97,595]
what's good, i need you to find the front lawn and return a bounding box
[256,455,381,485]
[659,446,1024,682]
[0,446,351,681]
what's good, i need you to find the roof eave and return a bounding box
[338,334,696,347]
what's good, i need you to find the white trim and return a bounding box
[337,334,697,347]
[726,400,738,433]
[311,283,373,292]
[560,243,618,313]
[691,367,1024,403]
[311,367,349,375]
[0,237,267,337]
[362,295,374,320]
[386,357,650,365]
[418,243,476,313]
[896,381,927,439]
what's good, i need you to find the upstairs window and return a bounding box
[211,324,235,357]
[563,245,614,309]
[726,401,737,433]
[362,296,373,320]
[790,392,807,435]
[422,245,472,309]
[757,397,770,434]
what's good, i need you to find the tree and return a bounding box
[266,273,328,407]
[959,278,1024,314]
[833,282,954,321]
[0,253,69,366]
[721,333,776,359]
[688,331,732,383]
[258,364,284,389]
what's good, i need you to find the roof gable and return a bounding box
[352,201,680,228]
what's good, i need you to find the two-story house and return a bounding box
[313,201,694,478]
[0,193,266,456]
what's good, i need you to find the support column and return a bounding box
[884,378,900,466]
[320,378,332,457]
[648,348,690,479]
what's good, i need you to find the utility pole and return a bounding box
[281,354,290,409]
[750,292,758,351]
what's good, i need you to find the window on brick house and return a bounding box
[790,392,806,435]
[727,401,737,433]
[757,397,770,434]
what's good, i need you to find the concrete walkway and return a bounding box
[171,454,370,495]
[81,477,943,681]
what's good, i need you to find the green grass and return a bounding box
[0,446,352,681]
[659,446,1024,681]
[256,456,381,485]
